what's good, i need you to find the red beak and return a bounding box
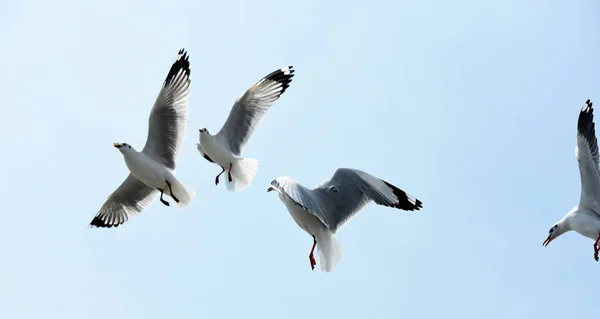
[267,187,274,192]
[543,234,552,247]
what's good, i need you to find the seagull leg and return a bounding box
[594,233,600,261]
[228,162,233,182]
[215,166,225,185]
[309,235,317,271]
[166,180,179,203]
[158,188,170,206]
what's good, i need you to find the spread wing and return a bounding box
[142,49,191,170]
[270,176,333,228]
[215,66,294,155]
[271,168,422,233]
[90,174,158,228]
[577,99,600,214]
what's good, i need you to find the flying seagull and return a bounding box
[90,49,196,228]
[543,99,600,261]
[268,168,423,272]
[197,66,295,192]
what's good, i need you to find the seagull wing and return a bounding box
[270,176,332,228]
[142,49,191,170]
[90,174,158,228]
[215,66,294,156]
[271,168,422,233]
[577,99,600,214]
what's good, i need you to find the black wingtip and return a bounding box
[579,99,595,133]
[89,216,120,228]
[577,99,598,157]
[383,181,423,211]
[582,99,593,112]
[164,48,191,87]
[264,66,295,95]
[414,198,424,210]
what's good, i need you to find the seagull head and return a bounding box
[198,128,211,143]
[113,142,133,154]
[543,222,567,247]
[267,183,282,194]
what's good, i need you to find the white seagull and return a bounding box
[544,99,600,260]
[90,49,196,228]
[197,66,295,192]
[267,168,423,272]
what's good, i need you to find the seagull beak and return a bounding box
[543,234,553,247]
[113,142,121,148]
[267,187,274,192]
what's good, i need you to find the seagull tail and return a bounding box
[317,232,342,272]
[225,157,259,192]
[170,178,196,209]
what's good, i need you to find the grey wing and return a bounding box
[90,174,159,228]
[576,99,600,213]
[270,176,333,228]
[349,169,423,211]
[215,66,294,156]
[314,168,423,233]
[142,49,191,170]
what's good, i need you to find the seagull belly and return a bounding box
[281,195,325,236]
[125,153,169,190]
[570,210,600,240]
[200,139,235,167]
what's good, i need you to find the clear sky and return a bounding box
[1,0,599,318]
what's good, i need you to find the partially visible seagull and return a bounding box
[543,99,600,261]
[90,49,196,228]
[197,66,295,192]
[267,168,423,272]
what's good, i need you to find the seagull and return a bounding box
[90,49,196,228]
[197,66,295,192]
[543,99,600,260]
[267,168,423,272]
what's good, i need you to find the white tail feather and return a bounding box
[317,233,342,272]
[226,157,259,192]
[169,178,196,209]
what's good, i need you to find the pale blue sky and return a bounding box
[1,0,599,318]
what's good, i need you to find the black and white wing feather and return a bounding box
[90,174,158,228]
[215,66,294,155]
[271,168,422,233]
[577,99,600,213]
[142,49,191,170]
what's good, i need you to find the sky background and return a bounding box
[1,0,599,318]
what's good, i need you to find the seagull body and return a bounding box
[90,49,196,228]
[268,168,423,272]
[544,99,600,261]
[197,66,295,192]
[197,134,236,169]
[119,144,179,193]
